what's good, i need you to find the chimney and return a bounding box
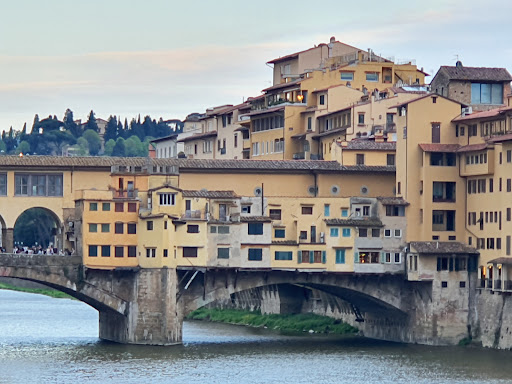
[330,36,336,43]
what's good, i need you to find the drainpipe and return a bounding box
[261,183,264,216]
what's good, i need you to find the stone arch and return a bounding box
[13,207,64,252]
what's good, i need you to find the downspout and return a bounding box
[261,183,264,216]
[313,171,318,197]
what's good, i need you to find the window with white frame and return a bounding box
[394,229,402,238]
[274,138,284,153]
[252,142,260,156]
[159,193,176,206]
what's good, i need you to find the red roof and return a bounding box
[177,131,217,143]
[457,143,489,153]
[488,133,512,143]
[418,143,460,152]
[389,93,467,109]
[452,106,512,122]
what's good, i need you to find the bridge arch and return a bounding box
[13,207,64,252]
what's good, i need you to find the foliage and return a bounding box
[187,308,359,335]
[85,110,99,132]
[112,137,126,157]
[16,141,30,155]
[82,129,101,155]
[14,208,58,248]
[0,282,72,299]
[104,139,116,156]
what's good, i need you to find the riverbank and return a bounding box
[0,282,71,299]
[186,307,359,335]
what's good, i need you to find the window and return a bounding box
[307,117,312,131]
[159,193,176,206]
[508,208,511,222]
[89,202,98,211]
[269,209,282,220]
[115,202,124,212]
[356,154,365,165]
[88,245,98,257]
[275,251,293,261]
[372,228,380,237]
[340,72,354,81]
[163,249,168,257]
[358,114,365,125]
[218,226,229,234]
[431,123,440,143]
[335,249,346,264]
[508,150,512,163]
[394,253,401,263]
[0,174,6,196]
[248,248,263,261]
[274,229,285,238]
[342,228,351,237]
[366,72,379,82]
[508,179,512,193]
[217,248,230,259]
[14,173,63,196]
[394,229,402,238]
[102,203,110,211]
[302,206,313,215]
[127,223,137,234]
[146,248,156,258]
[274,138,284,153]
[363,206,370,216]
[387,154,395,166]
[441,281,448,288]
[359,228,368,237]
[471,83,503,105]
[187,224,199,233]
[89,223,98,233]
[300,231,308,240]
[330,228,339,237]
[101,246,110,257]
[241,205,251,214]
[128,203,137,212]
[183,247,198,258]
[324,204,330,217]
[146,221,154,231]
[248,222,263,235]
[319,95,325,105]
[115,247,124,258]
[101,224,110,233]
[386,205,405,216]
[128,246,137,257]
[341,209,348,217]
[115,222,123,234]
[384,229,392,237]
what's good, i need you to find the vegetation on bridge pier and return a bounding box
[0,282,71,299]
[187,308,359,335]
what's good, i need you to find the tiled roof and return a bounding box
[324,217,383,227]
[150,133,179,144]
[240,105,286,117]
[452,107,512,122]
[343,140,396,151]
[488,133,512,143]
[272,240,298,245]
[177,131,217,143]
[457,143,489,153]
[182,190,238,199]
[418,144,460,153]
[410,241,478,255]
[488,257,512,266]
[0,155,149,168]
[262,79,302,92]
[377,196,409,206]
[311,127,348,139]
[439,66,512,82]
[240,216,272,223]
[390,93,466,109]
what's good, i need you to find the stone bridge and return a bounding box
[0,254,464,346]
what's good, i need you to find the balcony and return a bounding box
[293,152,305,160]
[113,189,138,199]
[182,210,204,220]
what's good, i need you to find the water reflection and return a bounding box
[0,290,510,384]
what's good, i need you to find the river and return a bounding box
[0,290,511,383]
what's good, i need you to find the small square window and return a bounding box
[187,224,199,233]
[394,229,402,237]
[89,223,98,233]
[217,248,230,259]
[88,245,98,257]
[89,202,98,211]
[342,228,351,237]
[128,203,137,212]
[127,223,137,234]
[101,224,110,233]
[384,229,392,237]
[115,246,124,258]
[102,203,110,211]
[341,209,349,217]
[274,229,285,238]
[115,222,123,234]
[460,281,466,288]
[359,228,368,237]
[441,281,448,288]
[101,245,111,257]
[269,209,282,220]
[115,202,124,212]
[372,228,380,237]
[128,246,137,257]
[330,228,339,237]
[300,231,308,240]
[302,206,313,215]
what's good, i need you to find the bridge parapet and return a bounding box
[0,253,81,267]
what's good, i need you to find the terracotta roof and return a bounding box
[181,190,238,199]
[324,217,383,227]
[150,133,179,144]
[438,66,512,82]
[177,131,217,143]
[488,133,512,143]
[343,141,396,151]
[311,127,348,139]
[452,107,512,122]
[390,93,466,109]
[456,143,489,153]
[377,197,409,206]
[262,79,302,93]
[317,106,351,119]
[216,102,252,115]
[240,216,272,223]
[267,44,328,64]
[311,84,347,93]
[0,155,148,169]
[488,257,512,266]
[418,144,460,153]
[240,105,286,117]
[409,241,478,255]
[272,240,298,245]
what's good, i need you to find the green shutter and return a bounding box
[354,252,359,264]
[322,250,326,264]
[298,250,302,264]
[309,250,314,264]
[380,251,385,263]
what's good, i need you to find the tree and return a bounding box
[112,137,126,157]
[16,141,30,155]
[124,135,143,157]
[63,108,80,137]
[38,115,63,132]
[104,139,116,156]
[76,137,89,155]
[104,116,118,142]
[86,110,99,132]
[30,114,40,135]
[82,129,101,155]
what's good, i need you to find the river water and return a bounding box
[0,290,511,384]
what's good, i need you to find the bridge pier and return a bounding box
[99,268,183,345]
[2,228,13,252]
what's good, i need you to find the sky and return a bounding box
[1,0,512,132]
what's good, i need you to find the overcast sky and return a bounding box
[1,0,511,132]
